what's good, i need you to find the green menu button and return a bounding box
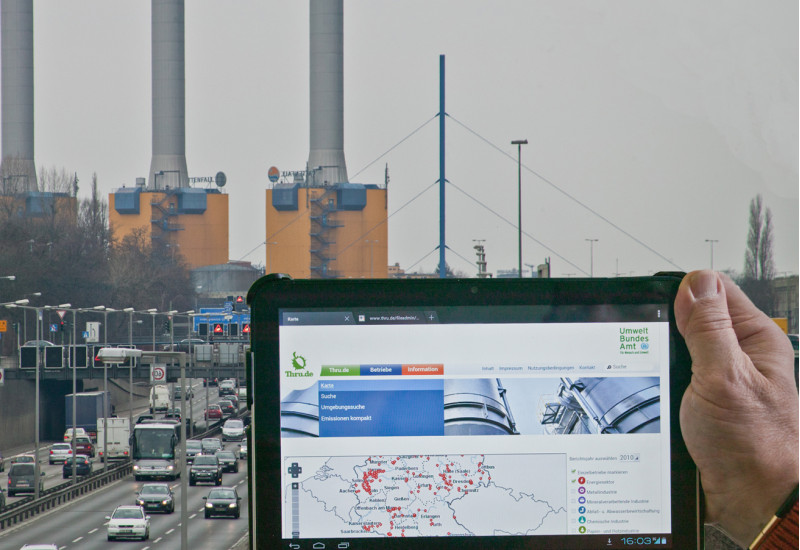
[321,365,360,377]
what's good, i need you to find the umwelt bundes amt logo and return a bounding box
[285,351,314,378]
[619,327,651,355]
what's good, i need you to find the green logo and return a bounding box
[286,352,313,378]
[291,352,306,370]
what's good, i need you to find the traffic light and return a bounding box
[163,319,171,333]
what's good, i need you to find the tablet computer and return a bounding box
[246,274,698,549]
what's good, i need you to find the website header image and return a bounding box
[280,377,660,438]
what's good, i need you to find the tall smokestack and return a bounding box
[308,0,348,186]
[1,0,38,193]
[148,0,188,190]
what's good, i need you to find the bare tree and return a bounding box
[37,165,74,194]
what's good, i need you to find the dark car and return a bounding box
[218,400,235,417]
[136,413,155,424]
[163,408,182,422]
[185,440,203,463]
[204,404,222,420]
[7,463,44,496]
[215,450,239,473]
[73,436,95,458]
[203,487,241,519]
[201,437,222,454]
[189,455,223,486]
[173,385,194,401]
[62,455,92,478]
[10,455,35,465]
[203,377,218,387]
[135,482,175,514]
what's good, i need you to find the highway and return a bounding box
[1,379,250,549]
[0,451,249,549]
[3,379,220,503]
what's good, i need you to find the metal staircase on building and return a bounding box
[309,189,342,278]
[150,190,184,245]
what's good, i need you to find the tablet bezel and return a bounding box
[246,275,698,549]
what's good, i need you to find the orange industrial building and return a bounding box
[0,193,77,222]
[265,182,387,279]
[109,185,229,269]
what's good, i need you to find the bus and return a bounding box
[130,421,182,481]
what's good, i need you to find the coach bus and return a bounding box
[130,421,182,481]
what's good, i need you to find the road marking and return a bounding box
[154,537,163,542]
[166,528,175,534]
[72,536,83,543]
[190,513,197,518]
[88,528,98,533]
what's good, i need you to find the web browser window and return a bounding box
[276,303,675,549]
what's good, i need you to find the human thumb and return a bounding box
[674,270,743,376]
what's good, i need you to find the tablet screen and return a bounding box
[248,277,697,550]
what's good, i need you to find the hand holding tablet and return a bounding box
[676,270,799,549]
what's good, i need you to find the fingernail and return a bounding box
[689,270,720,300]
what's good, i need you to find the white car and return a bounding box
[221,419,245,442]
[63,427,88,442]
[106,505,150,541]
[49,443,73,464]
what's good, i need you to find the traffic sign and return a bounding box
[50,323,58,332]
[56,310,67,320]
[151,365,166,383]
[0,320,6,332]
[213,323,224,334]
[242,323,250,334]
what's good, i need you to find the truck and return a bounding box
[97,417,131,461]
[64,391,111,442]
[150,385,170,413]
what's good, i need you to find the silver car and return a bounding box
[49,443,73,465]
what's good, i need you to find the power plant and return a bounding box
[266,0,388,278]
[109,0,229,270]
[2,0,385,276]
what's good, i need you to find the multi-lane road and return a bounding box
[0,380,250,550]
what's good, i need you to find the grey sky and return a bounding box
[27,1,798,277]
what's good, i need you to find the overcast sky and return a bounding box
[26,1,799,278]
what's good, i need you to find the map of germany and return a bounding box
[284,453,567,538]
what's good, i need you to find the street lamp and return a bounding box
[585,239,599,277]
[0,275,14,281]
[511,139,528,278]
[4,300,69,499]
[21,292,41,343]
[87,305,115,465]
[705,239,719,270]
[170,310,193,550]
[43,303,79,484]
[124,308,135,431]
